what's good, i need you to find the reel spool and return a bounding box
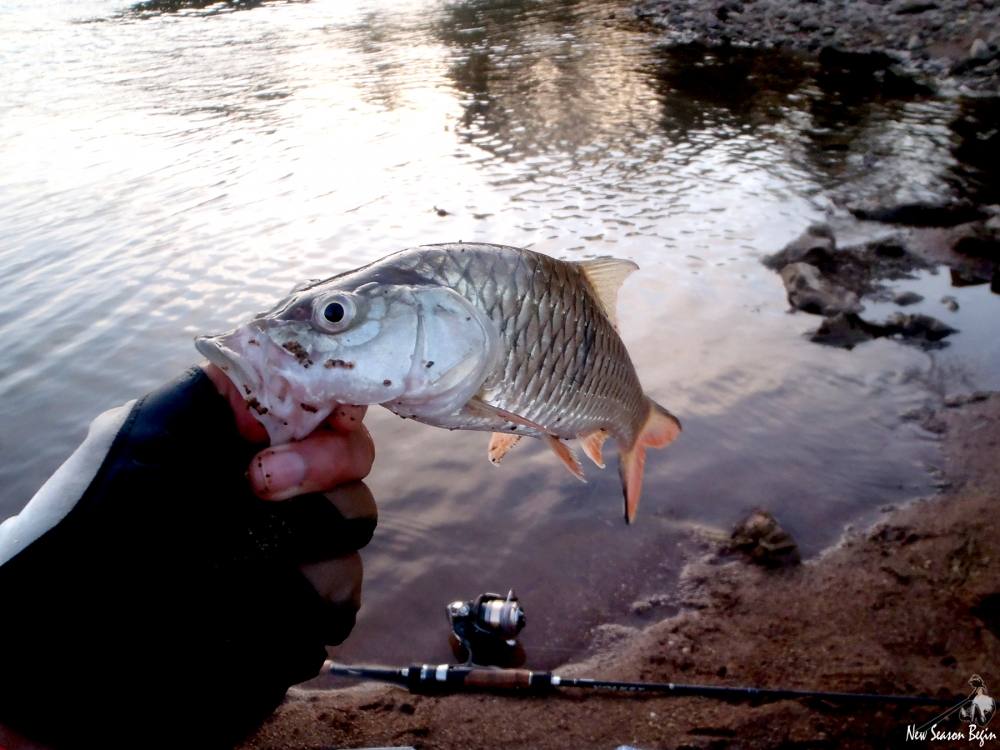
[446,590,526,666]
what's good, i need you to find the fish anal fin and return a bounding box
[577,257,639,330]
[618,398,682,524]
[546,435,586,482]
[488,432,522,465]
[579,428,609,469]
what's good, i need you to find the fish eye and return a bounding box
[312,293,356,333]
[324,302,345,323]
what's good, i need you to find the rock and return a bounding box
[780,262,861,315]
[810,312,892,349]
[953,233,1000,261]
[941,295,959,312]
[950,267,992,287]
[885,312,958,343]
[763,224,836,270]
[850,199,986,227]
[944,391,991,408]
[893,290,924,306]
[970,38,991,60]
[727,509,801,568]
[907,33,922,51]
[894,1,938,14]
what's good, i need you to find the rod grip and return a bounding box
[464,668,534,689]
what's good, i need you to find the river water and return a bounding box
[1,0,998,672]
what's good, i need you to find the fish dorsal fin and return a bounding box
[577,257,639,330]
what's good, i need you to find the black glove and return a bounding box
[0,368,375,749]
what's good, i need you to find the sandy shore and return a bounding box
[240,392,1000,749]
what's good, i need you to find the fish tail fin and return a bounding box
[619,398,681,524]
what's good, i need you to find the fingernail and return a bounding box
[254,448,307,497]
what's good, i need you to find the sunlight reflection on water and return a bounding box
[1,0,995,669]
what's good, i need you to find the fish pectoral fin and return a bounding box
[577,257,639,330]
[466,396,544,432]
[579,428,609,469]
[546,435,586,482]
[488,433,522,465]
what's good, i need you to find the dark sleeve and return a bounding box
[0,368,364,749]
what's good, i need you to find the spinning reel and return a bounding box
[446,590,526,666]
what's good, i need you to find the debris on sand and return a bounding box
[726,509,801,569]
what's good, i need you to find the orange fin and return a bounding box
[579,428,609,469]
[488,432,522,465]
[619,399,682,524]
[467,396,585,481]
[546,435,586,482]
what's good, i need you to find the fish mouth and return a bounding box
[195,325,335,443]
[195,331,262,397]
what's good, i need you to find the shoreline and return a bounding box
[241,392,1000,749]
[633,0,1000,94]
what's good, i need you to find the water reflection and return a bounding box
[0,0,997,673]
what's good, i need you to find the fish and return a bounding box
[195,242,680,523]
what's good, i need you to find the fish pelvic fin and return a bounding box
[579,428,609,469]
[576,257,639,331]
[619,398,682,524]
[488,432,522,465]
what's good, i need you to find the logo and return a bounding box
[907,675,998,746]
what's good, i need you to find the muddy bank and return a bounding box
[634,0,1000,93]
[240,393,1000,749]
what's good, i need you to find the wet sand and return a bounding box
[239,392,1000,749]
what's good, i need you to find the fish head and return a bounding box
[195,276,499,443]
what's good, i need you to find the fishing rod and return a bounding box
[330,590,955,709]
[326,662,955,707]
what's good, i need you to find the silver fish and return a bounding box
[196,243,680,522]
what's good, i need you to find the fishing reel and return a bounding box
[446,590,526,666]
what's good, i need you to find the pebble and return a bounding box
[894,290,925,306]
[941,295,959,311]
[970,38,991,59]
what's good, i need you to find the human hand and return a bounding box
[202,362,377,639]
[0,366,377,749]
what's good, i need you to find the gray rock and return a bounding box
[763,224,836,270]
[893,290,924,306]
[849,199,986,227]
[894,0,938,14]
[810,312,891,349]
[941,295,959,312]
[781,262,862,316]
[885,312,957,342]
[971,38,991,60]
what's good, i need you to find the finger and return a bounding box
[299,553,363,645]
[201,362,269,443]
[251,483,377,561]
[326,404,367,433]
[250,425,374,501]
[326,480,378,524]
